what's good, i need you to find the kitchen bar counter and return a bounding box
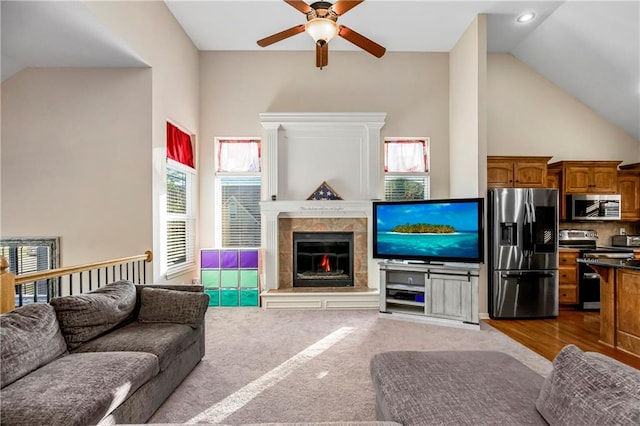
[578,259,640,358]
[576,258,640,271]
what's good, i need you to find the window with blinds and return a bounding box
[215,138,262,248]
[384,138,430,200]
[166,163,195,271]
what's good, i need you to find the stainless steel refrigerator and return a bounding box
[488,188,559,319]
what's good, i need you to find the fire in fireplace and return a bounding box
[293,232,354,287]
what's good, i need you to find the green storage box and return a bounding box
[220,289,239,306]
[220,270,239,288]
[239,269,259,288]
[201,270,220,287]
[240,289,259,306]
[205,289,219,307]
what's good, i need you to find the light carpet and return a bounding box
[149,308,552,425]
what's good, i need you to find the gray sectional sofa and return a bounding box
[0,281,209,426]
[370,344,640,425]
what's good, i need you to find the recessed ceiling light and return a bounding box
[517,12,536,23]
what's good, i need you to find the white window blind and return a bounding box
[215,138,262,248]
[166,162,195,272]
[384,138,430,200]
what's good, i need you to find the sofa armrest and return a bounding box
[133,284,204,317]
[135,284,204,294]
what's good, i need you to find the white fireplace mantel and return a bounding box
[259,113,386,300]
[260,200,373,218]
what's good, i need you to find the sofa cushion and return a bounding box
[71,321,200,371]
[0,303,68,388]
[138,287,209,328]
[50,280,136,349]
[0,351,159,426]
[536,344,640,425]
[370,350,547,426]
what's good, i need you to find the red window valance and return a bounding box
[167,122,194,169]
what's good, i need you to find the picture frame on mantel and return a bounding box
[307,181,343,200]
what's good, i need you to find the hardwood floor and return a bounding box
[484,309,640,370]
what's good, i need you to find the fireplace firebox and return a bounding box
[293,232,354,287]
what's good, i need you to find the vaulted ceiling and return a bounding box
[2,1,638,141]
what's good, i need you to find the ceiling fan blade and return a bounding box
[257,24,306,47]
[338,25,386,58]
[284,0,312,14]
[331,0,364,16]
[316,43,329,69]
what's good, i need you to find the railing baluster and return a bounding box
[89,269,93,291]
[143,260,146,284]
[112,265,116,283]
[80,272,83,294]
[97,269,101,288]
[46,278,52,302]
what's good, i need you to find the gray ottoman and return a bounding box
[370,351,547,425]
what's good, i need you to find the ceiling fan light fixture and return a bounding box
[305,18,339,44]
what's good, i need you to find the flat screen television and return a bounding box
[373,197,484,264]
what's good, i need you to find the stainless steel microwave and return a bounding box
[566,194,621,221]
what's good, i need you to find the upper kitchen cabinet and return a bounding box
[547,168,561,189]
[548,161,621,194]
[487,156,552,189]
[618,163,640,221]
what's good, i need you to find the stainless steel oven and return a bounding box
[579,251,634,309]
[559,229,634,310]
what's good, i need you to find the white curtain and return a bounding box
[217,140,261,172]
[385,140,427,172]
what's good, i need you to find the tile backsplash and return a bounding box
[559,221,640,245]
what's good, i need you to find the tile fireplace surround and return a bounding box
[258,112,386,310]
[259,200,380,310]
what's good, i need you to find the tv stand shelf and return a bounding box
[379,261,479,325]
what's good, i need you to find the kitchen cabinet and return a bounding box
[549,161,620,194]
[585,262,640,358]
[487,156,552,189]
[558,249,579,304]
[547,168,560,189]
[618,163,640,221]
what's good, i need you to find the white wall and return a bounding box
[85,1,200,282]
[1,68,152,265]
[198,51,451,248]
[488,53,639,161]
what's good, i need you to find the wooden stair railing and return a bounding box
[0,251,153,314]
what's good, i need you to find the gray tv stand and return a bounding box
[379,261,480,326]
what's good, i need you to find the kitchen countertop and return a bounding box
[576,258,640,271]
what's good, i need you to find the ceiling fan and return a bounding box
[257,0,386,69]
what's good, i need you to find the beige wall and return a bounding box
[488,53,639,161]
[449,15,488,198]
[449,15,489,316]
[85,1,200,282]
[1,68,152,265]
[198,51,450,248]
